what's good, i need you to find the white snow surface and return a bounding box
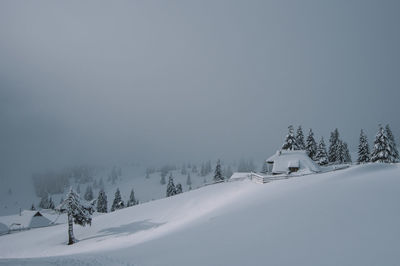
[0,163,399,266]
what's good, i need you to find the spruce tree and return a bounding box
[166,174,176,197]
[96,189,108,213]
[342,142,352,163]
[371,125,391,163]
[31,204,36,211]
[357,129,370,163]
[335,139,344,164]
[213,159,224,182]
[84,185,94,201]
[328,128,340,163]
[175,184,183,194]
[296,126,305,150]
[127,188,138,207]
[315,137,328,165]
[186,173,192,186]
[111,188,124,212]
[385,124,399,162]
[305,128,317,160]
[57,188,94,245]
[282,125,298,150]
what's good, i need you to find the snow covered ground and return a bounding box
[0,163,399,265]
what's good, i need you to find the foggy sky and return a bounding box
[1,0,399,176]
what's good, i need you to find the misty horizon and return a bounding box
[1,0,399,178]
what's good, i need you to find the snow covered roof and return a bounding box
[29,211,52,228]
[230,172,251,180]
[288,160,300,168]
[266,150,320,174]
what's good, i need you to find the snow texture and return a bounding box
[0,163,400,266]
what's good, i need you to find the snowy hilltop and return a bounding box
[0,163,399,265]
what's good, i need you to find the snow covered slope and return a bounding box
[0,163,399,266]
[0,165,213,216]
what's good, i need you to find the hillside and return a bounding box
[0,163,399,266]
[0,164,215,216]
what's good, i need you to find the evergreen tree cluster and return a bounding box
[166,174,183,197]
[281,123,398,165]
[281,125,352,165]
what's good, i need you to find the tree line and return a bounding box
[280,124,398,165]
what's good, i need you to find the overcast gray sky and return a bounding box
[0,0,399,176]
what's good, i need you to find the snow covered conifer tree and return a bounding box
[385,124,399,162]
[57,188,94,245]
[328,128,340,163]
[84,185,94,201]
[282,125,298,150]
[315,137,328,165]
[166,174,176,197]
[175,184,183,194]
[342,142,352,163]
[96,189,107,213]
[335,139,345,164]
[296,126,305,150]
[31,204,35,211]
[111,188,124,212]
[357,129,370,163]
[305,128,317,160]
[371,125,391,163]
[186,173,192,186]
[213,159,224,182]
[127,188,138,207]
